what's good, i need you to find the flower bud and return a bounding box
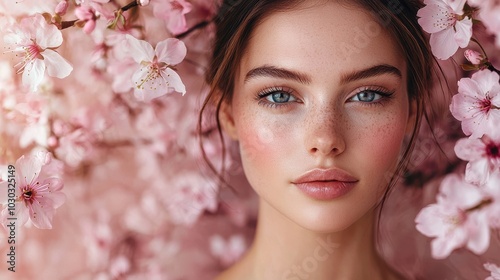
[55,0,68,16]
[137,0,150,6]
[464,49,484,65]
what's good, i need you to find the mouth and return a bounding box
[292,169,358,200]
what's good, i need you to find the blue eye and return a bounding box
[266,91,294,103]
[350,90,382,102]
[256,87,298,108]
[349,89,394,105]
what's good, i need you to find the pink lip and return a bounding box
[292,168,358,200]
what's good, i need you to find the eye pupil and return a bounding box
[271,92,290,103]
[357,91,376,102]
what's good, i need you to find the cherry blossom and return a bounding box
[485,262,500,280]
[468,0,500,47]
[165,173,218,226]
[450,69,500,138]
[75,6,99,34]
[481,6,500,48]
[454,135,500,185]
[138,0,150,6]
[482,171,500,228]
[3,14,73,92]
[464,49,484,65]
[417,0,473,59]
[210,234,246,267]
[0,151,66,229]
[55,0,69,16]
[415,174,490,259]
[0,0,499,278]
[125,34,187,101]
[153,0,193,34]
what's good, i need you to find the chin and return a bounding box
[284,201,376,234]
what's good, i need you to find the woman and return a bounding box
[200,0,434,279]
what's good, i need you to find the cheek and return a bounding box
[355,112,409,187]
[237,117,289,167]
[234,110,297,188]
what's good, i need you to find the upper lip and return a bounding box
[292,168,358,184]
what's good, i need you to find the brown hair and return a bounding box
[199,0,435,208]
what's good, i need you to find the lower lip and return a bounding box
[293,181,356,200]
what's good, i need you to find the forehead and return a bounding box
[239,1,406,83]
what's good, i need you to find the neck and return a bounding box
[239,199,390,280]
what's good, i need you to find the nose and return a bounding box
[306,108,346,157]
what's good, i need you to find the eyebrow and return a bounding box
[340,64,402,85]
[245,65,311,84]
[244,64,402,84]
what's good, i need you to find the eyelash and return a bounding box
[255,86,395,109]
[255,86,297,109]
[348,86,395,107]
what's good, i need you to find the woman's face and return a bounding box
[221,1,414,232]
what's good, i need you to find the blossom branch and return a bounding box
[176,18,213,39]
[120,1,139,13]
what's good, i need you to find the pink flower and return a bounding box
[75,6,98,34]
[464,49,484,65]
[3,14,73,92]
[485,262,500,280]
[153,0,192,34]
[55,0,69,16]
[210,234,246,267]
[450,69,500,138]
[468,0,500,48]
[0,151,66,229]
[138,0,150,6]
[481,6,500,48]
[125,34,187,101]
[482,171,500,228]
[165,173,218,226]
[417,0,473,59]
[454,135,500,185]
[415,173,490,259]
[483,263,500,280]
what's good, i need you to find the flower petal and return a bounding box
[429,28,459,59]
[32,14,63,49]
[41,49,73,79]
[132,67,169,101]
[29,199,55,229]
[450,94,481,121]
[155,38,187,65]
[464,158,489,185]
[417,3,453,33]
[22,59,45,92]
[471,70,500,96]
[46,192,66,209]
[43,177,64,192]
[445,0,466,14]
[125,34,154,64]
[162,68,186,94]
[458,76,484,99]
[16,155,42,187]
[465,211,490,255]
[454,137,485,161]
[440,174,484,208]
[431,227,467,259]
[453,18,472,48]
[415,204,449,236]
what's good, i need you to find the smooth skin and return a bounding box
[217,1,415,279]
